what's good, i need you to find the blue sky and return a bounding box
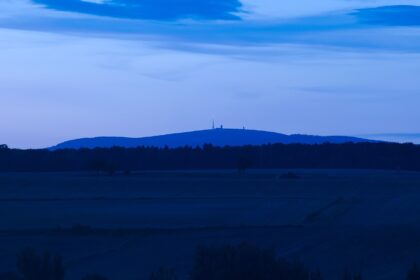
[1,0,420,148]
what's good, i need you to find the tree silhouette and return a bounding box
[0,272,21,280]
[1,143,420,172]
[81,274,108,280]
[190,242,317,280]
[341,270,363,280]
[237,156,253,173]
[16,248,65,280]
[149,268,177,280]
[310,270,323,280]
[408,264,420,280]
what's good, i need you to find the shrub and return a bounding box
[81,274,108,280]
[190,242,318,280]
[0,272,21,280]
[16,248,65,280]
[237,156,253,173]
[149,268,177,280]
[408,264,420,280]
[341,270,363,280]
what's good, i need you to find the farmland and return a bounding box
[1,170,420,279]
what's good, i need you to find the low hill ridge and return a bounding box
[50,128,373,150]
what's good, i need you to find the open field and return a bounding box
[1,170,420,279]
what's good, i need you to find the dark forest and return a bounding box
[1,142,419,172]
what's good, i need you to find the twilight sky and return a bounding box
[1,0,420,148]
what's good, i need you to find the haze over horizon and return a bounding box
[1,0,420,148]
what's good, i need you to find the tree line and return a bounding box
[1,243,420,280]
[1,142,420,172]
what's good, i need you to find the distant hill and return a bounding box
[50,129,374,150]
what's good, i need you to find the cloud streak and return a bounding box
[354,5,420,26]
[2,5,420,55]
[1,1,420,54]
[32,0,243,20]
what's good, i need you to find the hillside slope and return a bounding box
[51,128,373,150]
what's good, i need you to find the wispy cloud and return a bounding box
[240,0,420,19]
[354,5,420,26]
[1,1,420,55]
[32,0,243,20]
[359,133,420,144]
[80,0,107,4]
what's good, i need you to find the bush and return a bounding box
[408,264,420,280]
[310,270,323,280]
[190,242,319,280]
[16,248,65,280]
[237,156,253,173]
[341,270,363,280]
[88,160,117,175]
[81,274,108,280]
[0,272,21,280]
[149,268,177,280]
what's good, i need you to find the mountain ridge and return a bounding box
[50,128,375,150]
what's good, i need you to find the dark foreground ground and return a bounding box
[1,170,420,279]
